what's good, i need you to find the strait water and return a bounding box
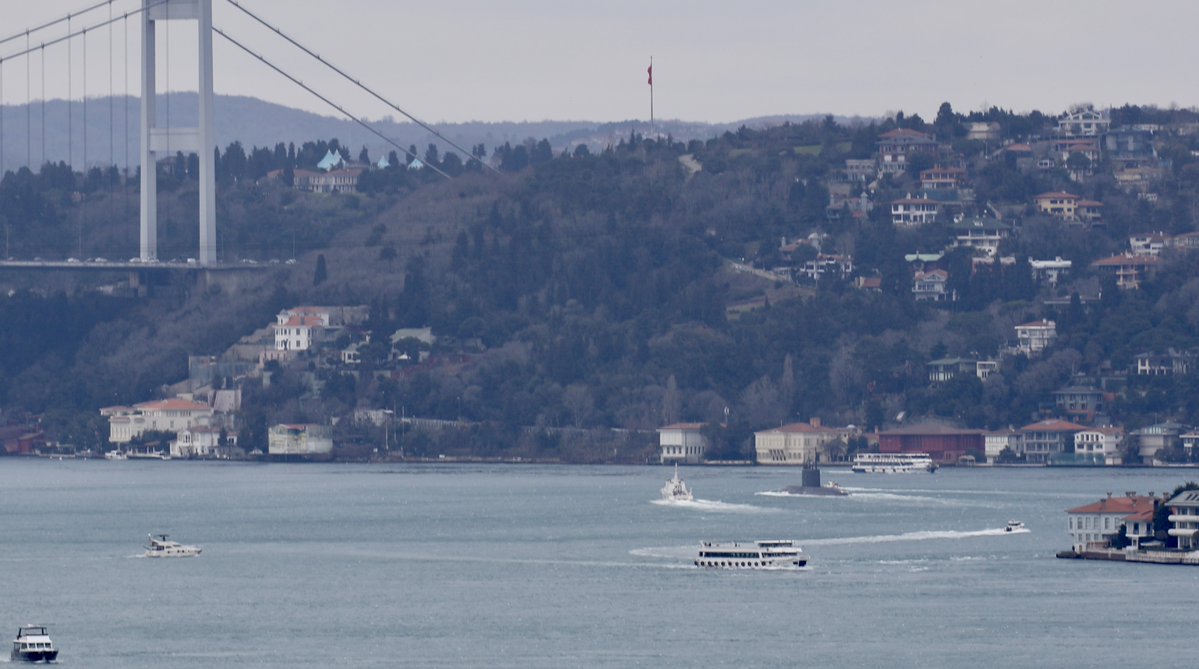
[1,460,1196,668]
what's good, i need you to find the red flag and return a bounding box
[647,63,653,86]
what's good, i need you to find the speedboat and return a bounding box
[144,534,202,557]
[1005,520,1025,532]
[695,540,808,569]
[11,625,58,663]
[660,464,693,502]
[104,450,128,461]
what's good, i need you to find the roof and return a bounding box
[914,269,948,280]
[277,315,327,328]
[878,128,934,142]
[1092,254,1160,268]
[1167,490,1199,508]
[1020,418,1087,433]
[134,399,211,412]
[1015,319,1056,329]
[658,422,705,431]
[1067,495,1156,518]
[758,422,847,435]
[1034,191,1080,200]
[879,423,987,437]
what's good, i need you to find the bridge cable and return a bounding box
[1,58,5,177]
[25,32,30,168]
[82,27,88,258]
[213,26,451,179]
[0,1,169,63]
[0,0,114,48]
[41,44,46,167]
[68,14,72,172]
[223,0,498,174]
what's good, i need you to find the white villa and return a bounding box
[273,307,333,351]
[268,424,334,456]
[1015,319,1057,355]
[103,399,215,444]
[754,420,852,465]
[170,426,235,458]
[1165,489,1199,551]
[1074,427,1124,466]
[657,422,708,464]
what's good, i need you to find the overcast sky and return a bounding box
[2,0,1197,125]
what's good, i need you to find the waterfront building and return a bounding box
[754,420,853,465]
[657,423,708,464]
[268,424,333,456]
[877,423,986,465]
[1019,418,1086,464]
[104,399,215,444]
[1073,427,1124,466]
[1165,489,1199,550]
[1066,493,1157,553]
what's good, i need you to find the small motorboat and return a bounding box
[144,534,202,557]
[1005,520,1025,532]
[11,625,58,663]
[660,464,693,502]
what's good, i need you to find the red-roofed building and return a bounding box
[1091,254,1160,290]
[658,422,708,464]
[912,269,950,302]
[877,128,937,175]
[919,166,966,190]
[877,423,986,465]
[1067,493,1158,552]
[274,307,334,351]
[1020,418,1086,464]
[754,420,854,465]
[1033,191,1081,219]
[106,398,215,444]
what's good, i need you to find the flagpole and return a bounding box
[648,57,654,138]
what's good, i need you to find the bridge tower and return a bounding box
[140,0,216,265]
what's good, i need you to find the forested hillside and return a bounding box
[4,102,1199,461]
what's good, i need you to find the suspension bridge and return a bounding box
[0,0,489,277]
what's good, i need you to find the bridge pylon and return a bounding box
[140,0,216,265]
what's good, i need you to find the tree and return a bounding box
[313,254,328,286]
[358,146,370,164]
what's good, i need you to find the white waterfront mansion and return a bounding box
[103,399,216,444]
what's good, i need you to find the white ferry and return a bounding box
[11,625,58,663]
[660,464,693,502]
[851,452,938,473]
[144,534,202,558]
[694,540,807,569]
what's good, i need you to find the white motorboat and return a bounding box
[852,452,938,473]
[144,534,202,558]
[660,464,693,502]
[695,540,808,569]
[1005,520,1025,532]
[11,625,58,663]
[104,450,128,461]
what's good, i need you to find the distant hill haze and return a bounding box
[0,93,863,170]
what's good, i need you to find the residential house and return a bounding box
[891,194,941,226]
[1131,421,1185,464]
[754,420,853,465]
[1057,106,1111,137]
[1019,418,1086,464]
[927,358,997,383]
[1053,385,1105,423]
[844,158,877,182]
[658,423,708,464]
[1073,427,1124,465]
[170,426,235,459]
[919,166,966,190]
[876,128,937,175]
[877,423,986,465]
[951,218,1012,258]
[966,122,1001,142]
[105,398,215,444]
[854,276,883,292]
[268,424,334,456]
[912,269,950,302]
[1066,493,1158,553]
[307,167,364,194]
[1091,254,1160,289]
[1029,257,1071,287]
[1014,319,1057,356]
[984,429,1020,464]
[1184,432,1199,460]
[799,253,854,282]
[1129,232,1169,256]
[1165,490,1199,550]
[1135,349,1196,376]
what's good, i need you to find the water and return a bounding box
[3,460,1197,668]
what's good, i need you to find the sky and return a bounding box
[1,0,1198,125]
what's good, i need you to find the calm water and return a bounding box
[2,460,1197,668]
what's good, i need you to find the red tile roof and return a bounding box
[1021,418,1087,433]
[134,399,212,412]
[1067,495,1156,518]
[1034,191,1080,200]
[658,423,706,431]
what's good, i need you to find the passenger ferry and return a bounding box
[851,452,938,473]
[11,625,58,663]
[694,540,807,569]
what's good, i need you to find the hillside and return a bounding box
[4,102,1199,463]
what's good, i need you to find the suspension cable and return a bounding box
[68,14,72,172]
[1,60,5,177]
[0,1,170,63]
[40,44,45,167]
[213,26,451,179]
[0,0,113,48]
[25,32,30,168]
[223,0,497,173]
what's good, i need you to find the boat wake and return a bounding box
[651,498,777,513]
[806,526,1028,546]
